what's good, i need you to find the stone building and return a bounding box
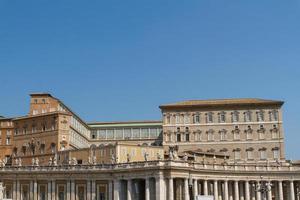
[0,93,299,200]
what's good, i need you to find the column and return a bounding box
[193,179,198,198]
[91,180,96,200]
[204,180,208,196]
[145,178,150,200]
[234,181,240,200]
[66,180,70,200]
[108,181,113,200]
[229,181,233,200]
[256,181,261,200]
[267,182,272,200]
[240,182,244,200]
[113,179,120,200]
[87,180,91,200]
[245,181,250,200]
[30,181,33,200]
[47,181,52,200]
[70,180,75,200]
[290,181,295,200]
[33,180,38,200]
[184,178,190,200]
[169,178,174,200]
[155,176,165,200]
[51,180,55,200]
[127,179,132,200]
[214,180,218,200]
[13,180,16,200]
[224,180,229,200]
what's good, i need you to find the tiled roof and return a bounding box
[159,98,284,108]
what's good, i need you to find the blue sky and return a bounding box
[0,0,299,159]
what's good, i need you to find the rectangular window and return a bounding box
[244,111,251,122]
[176,134,181,142]
[115,129,123,139]
[273,150,279,159]
[247,151,253,160]
[194,115,200,124]
[207,113,213,123]
[233,133,240,140]
[149,128,158,138]
[106,129,114,139]
[185,133,190,142]
[141,128,149,138]
[260,150,267,160]
[132,129,140,138]
[175,115,180,124]
[220,132,226,141]
[184,115,190,124]
[234,151,241,160]
[166,116,171,124]
[259,132,265,140]
[219,113,226,123]
[207,133,214,141]
[98,130,106,139]
[246,132,252,140]
[6,137,10,145]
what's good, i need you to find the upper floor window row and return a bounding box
[164,109,279,124]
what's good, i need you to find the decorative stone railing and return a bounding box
[0,160,299,173]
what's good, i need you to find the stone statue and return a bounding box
[53,156,57,166]
[32,158,35,166]
[169,149,174,160]
[173,150,179,160]
[144,152,149,162]
[127,153,131,163]
[48,157,53,166]
[35,158,39,166]
[157,153,162,160]
[92,156,97,165]
[15,158,19,166]
[183,153,188,161]
[111,153,116,164]
[72,158,77,165]
[18,158,22,166]
[193,154,197,162]
[88,156,92,165]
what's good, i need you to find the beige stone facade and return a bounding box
[0,93,299,200]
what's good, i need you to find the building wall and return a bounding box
[0,119,14,163]
[161,104,285,163]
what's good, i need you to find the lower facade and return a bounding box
[0,161,300,200]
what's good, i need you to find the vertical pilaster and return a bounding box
[127,179,132,200]
[184,178,189,200]
[51,180,55,200]
[224,180,229,200]
[155,176,165,200]
[33,180,38,200]
[48,181,52,200]
[214,180,218,200]
[91,180,96,200]
[204,180,208,196]
[290,181,295,200]
[234,181,239,200]
[113,179,120,200]
[145,178,150,200]
[108,181,113,200]
[245,181,250,200]
[70,180,75,200]
[169,178,174,200]
[66,180,70,200]
[193,179,198,198]
[87,180,91,200]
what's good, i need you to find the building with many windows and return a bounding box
[0,93,299,200]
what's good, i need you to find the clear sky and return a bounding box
[0,0,299,159]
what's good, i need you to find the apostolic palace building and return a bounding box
[0,93,299,200]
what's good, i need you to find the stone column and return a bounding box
[30,180,33,200]
[256,181,261,200]
[193,179,198,198]
[127,179,132,200]
[224,180,229,200]
[145,178,150,200]
[87,180,91,200]
[240,182,244,200]
[91,180,96,200]
[290,181,295,200]
[70,180,75,200]
[245,181,250,200]
[47,181,52,200]
[214,180,218,200]
[13,180,17,200]
[51,180,55,200]
[33,180,38,200]
[184,178,189,200]
[229,181,233,200]
[204,180,208,196]
[155,176,165,200]
[278,181,283,200]
[234,181,239,200]
[113,179,120,200]
[108,181,113,200]
[267,182,272,200]
[66,180,70,200]
[169,178,174,200]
